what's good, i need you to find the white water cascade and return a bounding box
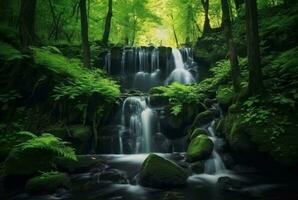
[165,48,196,85]
[204,120,226,174]
[119,97,155,154]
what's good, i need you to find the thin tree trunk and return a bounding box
[102,0,113,46]
[221,0,241,93]
[201,0,211,35]
[245,0,264,95]
[170,14,179,47]
[19,0,37,49]
[80,0,91,68]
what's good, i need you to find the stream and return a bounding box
[9,47,298,200]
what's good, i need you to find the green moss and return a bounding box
[190,128,208,141]
[139,154,188,188]
[186,135,214,162]
[25,172,71,195]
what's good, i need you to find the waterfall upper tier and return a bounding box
[104,47,198,91]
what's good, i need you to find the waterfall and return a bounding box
[204,120,226,174]
[119,97,155,154]
[165,48,195,85]
[104,47,198,92]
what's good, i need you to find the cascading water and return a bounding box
[119,96,155,154]
[104,47,198,154]
[104,47,198,92]
[165,48,196,85]
[204,120,226,174]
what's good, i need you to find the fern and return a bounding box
[14,133,77,161]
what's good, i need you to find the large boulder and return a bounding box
[190,128,208,140]
[191,110,214,131]
[139,154,188,188]
[186,135,214,162]
[97,169,128,184]
[25,172,71,195]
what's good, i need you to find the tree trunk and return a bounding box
[170,14,179,47]
[102,0,113,46]
[80,0,91,68]
[245,0,264,95]
[19,0,37,49]
[201,0,211,35]
[221,0,241,93]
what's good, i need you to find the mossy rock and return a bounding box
[186,135,214,162]
[191,110,214,130]
[139,154,188,188]
[25,172,71,195]
[190,161,204,174]
[4,149,54,176]
[55,155,105,173]
[190,128,208,140]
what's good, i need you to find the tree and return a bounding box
[201,0,211,35]
[221,0,241,92]
[170,13,179,47]
[80,0,91,68]
[19,0,37,49]
[102,0,113,46]
[245,0,264,95]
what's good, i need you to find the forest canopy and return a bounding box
[0,0,285,47]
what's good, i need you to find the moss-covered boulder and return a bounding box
[55,155,106,173]
[186,135,214,162]
[190,110,214,131]
[139,154,188,188]
[25,172,71,195]
[190,128,208,140]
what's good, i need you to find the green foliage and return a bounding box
[216,86,234,105]
[32,47,120,103]
[151,82,205,115]
[197,59,231,93]
[3,132,77,175]
[14,133,77,161]
[0,42,22,61]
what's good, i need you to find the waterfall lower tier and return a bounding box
[204,120,226,174]
[120,97,155,154]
